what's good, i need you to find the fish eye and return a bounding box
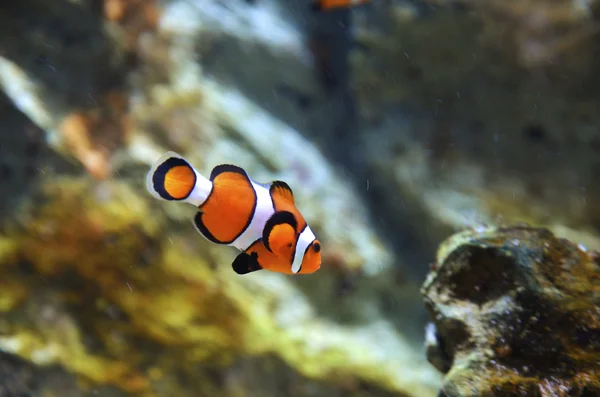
[313,242,321,253]
[287,243,293,248]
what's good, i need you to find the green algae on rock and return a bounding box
[0,175,441,396]
[421,224,600,396]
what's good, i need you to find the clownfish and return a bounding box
[311,0,371,12]
[146,152,322,275]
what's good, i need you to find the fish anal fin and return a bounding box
[270,181,294,204]
[232,252,262,275]
[262,211,298,253]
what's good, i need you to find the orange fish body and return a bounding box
[146,152,322,275]
[311,0,371,11]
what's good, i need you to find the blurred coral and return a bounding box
[423,0,600,68]
[59,91,131,180]
[103,0,161,53]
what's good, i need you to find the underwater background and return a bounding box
[0,0,599,396]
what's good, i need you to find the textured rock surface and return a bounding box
[0,351,104,397]
[422,225,600,396]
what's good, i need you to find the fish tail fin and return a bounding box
[146,151,212,206]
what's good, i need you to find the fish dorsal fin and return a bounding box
[262,211,297,255]
[269,181,294,204]
[232,252,262,275]
[209,164,249,182]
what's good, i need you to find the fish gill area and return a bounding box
[0,0,599,396]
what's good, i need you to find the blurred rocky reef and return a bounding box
[0,0,599,396]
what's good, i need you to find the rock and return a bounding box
[0,351,97,397]
[0,1,125,112]
[0,0,139,179]
[421,224,600,396]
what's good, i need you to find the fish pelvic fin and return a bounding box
[232,251,263,275]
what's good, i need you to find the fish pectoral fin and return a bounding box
[231,252,262,275]
[262,211,297,253]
